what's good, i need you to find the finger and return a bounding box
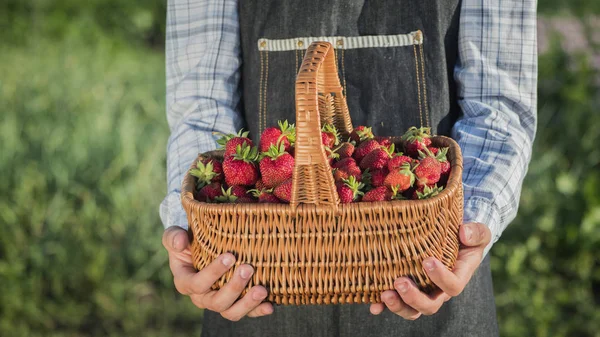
[422,245,483,297]
[220,286,271,321]
[459,222,491,247]
[247,302,275,318]
[395,278,445,316]
[205,264,254,312]
[369,303,385,315]
[162,226,190,253]
[381,290,421,320]
[173,253,236,295]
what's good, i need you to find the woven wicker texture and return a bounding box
[181,42,463,305]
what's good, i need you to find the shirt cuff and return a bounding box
[159,189,188,230]
[463,197,502,258]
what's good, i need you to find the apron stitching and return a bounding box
[413,43,424,128]
[259,49,265,134]
[419,41,430,129]
[341,48,347,97]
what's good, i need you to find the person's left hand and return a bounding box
[369,222,491,320]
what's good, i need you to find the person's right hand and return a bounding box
[162,226,273,321]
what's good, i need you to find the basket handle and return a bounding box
[290,41,352,210]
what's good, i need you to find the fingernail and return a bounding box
[221,255,235,267]
[464,225,473,242]
[396,281,408,293]
[423,259,435,272]
[240,267,253,279]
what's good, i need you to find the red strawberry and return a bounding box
[321,124,340,148]
[214,186,250,203]
[190,157,223,188]
[324,146,339,166]
[368,168,389,187]
[362,186,394,202]
[336,176,365,203]
[374,136,393,150]
[427,146,439,155]
[401,127,432,157]
[359,144,395,170]
[249,188,282,204]
[333,168,350,182]
[259,120,296,152]
[194,182,222,202]
[332,157,357,169]
[387,153,413,171]
[414,149,441,187]
[353,139,381,163]
[216,130,254,158]
[255,179,266,191]
[433,147,451,185]
[350,126,374,143]
[383,163,415,192]
[273,179,293,203]
[334,142,355,159]
[222,143,260,186]
[259,143,295,188]
[236,196,258,203]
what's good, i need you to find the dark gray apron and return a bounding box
[202,1,499,335]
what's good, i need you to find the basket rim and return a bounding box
[181,135,463,213]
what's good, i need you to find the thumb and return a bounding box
[459,222,491,247]
[162,226,190,253]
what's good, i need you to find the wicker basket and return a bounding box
[181,41,463,305]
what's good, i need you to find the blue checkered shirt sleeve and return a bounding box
[453,0,538,257]
[160,0,244,230]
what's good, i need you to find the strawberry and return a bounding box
[255,179,266,191]
[249,188,282,204]
[332,157,357,170]
[368,168,389,187]
[349,126,374,143]
[383,163,415,192]
[324,146,339,166]
[427,146,439,155]
[434,147,451,185]
[401,127,432,157]
[190,157,223,188]
[259,143,294,188]
[194,182,222,202]
[374,136,393,150]
[321,124,340,148]
[214,186,250,203]
[362,186,394,202]
[222,143,260,186]
[216,130,254,158]
[259,120,296,152]
[387,153,413,171]
[273,178,293,203]
[332,157,361,182]
[359,144,395,170]
[414,148,441,187]
[353,139,381,163]
[336,176,365,203]
[334,141,355,159]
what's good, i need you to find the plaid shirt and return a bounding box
[160,0,538,257]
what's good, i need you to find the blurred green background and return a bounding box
[0,1,598,336]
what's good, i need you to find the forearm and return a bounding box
[454,0,538,257]
[160,0,243,229]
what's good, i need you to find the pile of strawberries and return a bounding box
[191,121,451,204]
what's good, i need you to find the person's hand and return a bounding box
[369,222,491,320]
[162,226,273,321]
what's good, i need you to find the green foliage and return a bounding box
[0,26,201,337]
[491,40,600,337]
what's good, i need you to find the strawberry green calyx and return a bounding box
[342,176,365,200]
[232,143,259,162]
[399,162,416,187]
[215,187,239,203]
[352,126,374,142]
[278,120,296,145]
[416,185,444,199]
[322,124,340,146]
[262,143,288,160]
[190,160,217,188]
[383,143,395,157]
[435,147,449,162]
[401,126,431,143]
[248,188,274,198]
[215,129,250,149]
[417,146,437,159]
